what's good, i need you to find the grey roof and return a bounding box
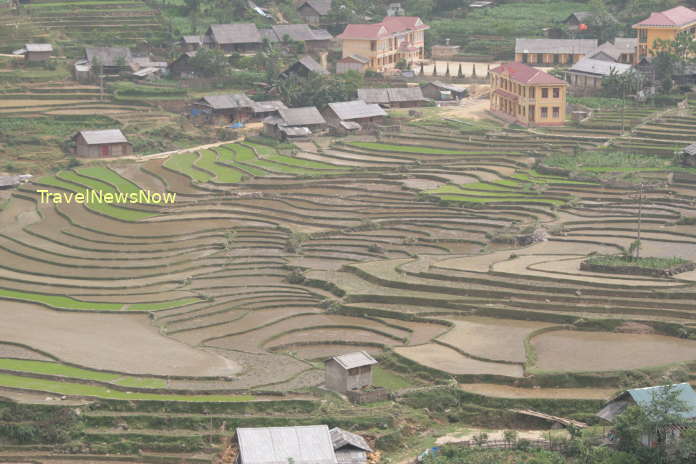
[335,449,368,464]
[341,54,369,64]
[297,55,329,74]
[387,86,425,102]
[339,120,362,130]
[252,100,288,114]
[588,42,623,61]
[0,176,21,188]
[613,37,638,51]
[569,58,632,76]
[182,35,202,44]
[280,126,313,137]
[330,428,372,452]
[328,100,387,120]
[358,88,389,104]
[272,24,333,42]
[684,143,696,156]
[299,0,332,16]
[329,351,377,370]
[25,43,53,52]
[259,28,280,42]
[237,425,337,464]
[76,129,128,145]
[279,106,326,126]
[85,47,132,67]
[425,80,467,93]
[563,11,593,23]
[208,23,261,45]
[515,38,598,54]
[198,94,255,110]
[598,383,696,423]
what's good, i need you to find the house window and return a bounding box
[541,88,549,98]
[529,87,535,98]
[639,29,647,44]
[553,88,560,98]
[541,107,548,119]
[552,106,560,118]
[371,41,376,51]
[348,368,359,375]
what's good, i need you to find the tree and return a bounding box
[601,69,642,98]
[674,427,696,463]
[188,48,230,77]
[276,72,361,108]
[587,0,622,43]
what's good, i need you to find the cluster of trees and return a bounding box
[276,71,363,107]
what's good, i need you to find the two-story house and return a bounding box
[489,62,568,127]
[337,16,428,72]
[633,6,696,59]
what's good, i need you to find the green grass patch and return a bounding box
[194,149,243,183]
[164,152,213,183]
[113,377,167,388]
[76,167,141,193]
[585,255,690,270]
[544,150,671,173]
[128,298,202,311]
[217,145,267,177]
[349,141,467,155]
[0,373,255,402]
[0,359,119,382]
[372,367,414,390]
[0,288,123,311]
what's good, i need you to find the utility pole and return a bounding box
[636,182,644,259]
[99,64,104,102]
[621,79,625,134]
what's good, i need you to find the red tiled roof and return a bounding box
[381,16,429,34]
[633,6,696,27]
[494,88,519,100]
[337,16,428,40]
[337,23,390,40]
[490,62,568,85]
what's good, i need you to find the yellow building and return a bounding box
[489,62,568,127]
[632,6,696,59]
[337,16,428,72]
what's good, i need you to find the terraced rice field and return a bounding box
[4,105,696,459]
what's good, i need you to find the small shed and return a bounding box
[24,43,53,62]
[421,81,468,100]
[278,106,326,131]
[323,100,387,133]
[72,129,132,158]
[192,94,256,123]
[336,54,369,74]
[237,425,338,464]
[330,427,372,464]
[181,35,202,52]
[297,0,332,26]
[251,100,288,119]
[0,175,21,190]
[280,55,328,78]
[84,46,133,74]
[325,351,377,393]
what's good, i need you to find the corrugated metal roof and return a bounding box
[77,129,128,145]
[252,100,287,113]
[279,106,326,126]
[298,55,329,74]
[684,143,696,156]
[280,126,313,137]
[237,425,337,464]
[199,94,255,110]
[387,86,425,102]
[329,351,377,370]
[358,88,389,104]
[0,176,21,188]
[627,383,696,419]
[334,449,368,464]
[569,58,632,76]
[273,24,331,42]
[425,80,467,93]
[515,38,598,54]
[25,43,53,52]
[300,0,332,16]
[330,428,372,452]
[208,23,261,45]
[85,47,132,67]
[182,35,202,44]
[328,100,387,120]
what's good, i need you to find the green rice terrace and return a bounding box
[6,103,696,461]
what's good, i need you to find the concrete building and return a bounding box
[489,62,568,127]
[297,0,331,26]
[325,351,377,393]
[337,16,428,72]
[514,38,598,66]
[72,129,132,158]
[633,6,696,60]
[568,58,633,93]
[24,43,52,62]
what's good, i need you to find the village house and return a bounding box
[585,38,638,65]
[567,58,633,94]
[269,24,333,51]
[168,51,197,79]
[192,94,256,123]
[81,47,133,75]
[330,427,373,464]
[562,11,593,30]
[237,425,337,464]
[251,100,287,120]
[357,86,427,107]
[322,100,387,134]
[72,129,132,158]
[598,383,696,448]
[633,6,696,60]
[337,16,428,72]
[297,0,331,26]
[514,38,598,66]
[489,62,568,127]
[421,80,468,100]
[180,35,202,52]
[280,55,328,78]
[325,351,377,393]
[336,54,369,74]
[203,23,262,53]
[263,106,326,140]
[22,43,52,62]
